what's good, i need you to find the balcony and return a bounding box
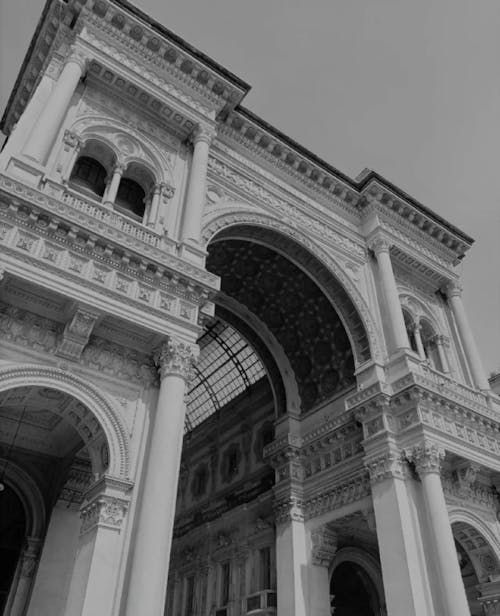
[245,590,277,615]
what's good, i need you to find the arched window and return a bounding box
[115,178,146,219]
[420,320,443,371]
[69,156,107,197]
[402,309,418,354]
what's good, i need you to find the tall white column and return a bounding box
[125,339,197,616]
[407,441,470,616]
[369,237,409,354]
[446,282,489,390]
[366,448,433,616]
[103,162,125,206]
[275,495,309,616]
[64,476,132,616]
[181,125,215,243]
[23,48,87,164]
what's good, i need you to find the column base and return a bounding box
[178,239,208,266]
[5,156,45,186]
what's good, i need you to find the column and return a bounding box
[366,448,433,616]
[275,494,309,616]
[23,48,87,164]
[369,237,409,354]
[125,339,197,616]
[61,130,83,183]
[103,162,125,206]
[446,283,489,390]
[148,182,175,228]
[407,441,470,616]
[433,335,450,373]
[64,476,132,616]
[181,125,215,243]
[9,537,42,616]
[310,527,337,616]
[413,323,426,360]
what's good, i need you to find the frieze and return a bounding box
[304,473,371,519]
[442,471,498,512]
[206,156,366,260]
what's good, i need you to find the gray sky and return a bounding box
[1,0,499,373]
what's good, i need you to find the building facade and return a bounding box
[0,1,499,615]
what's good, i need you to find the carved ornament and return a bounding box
[56,306,101,361]
[406,440,445,476]
[80,494,129,534]
[311,527,337,567]
[274,494,304,524]
[365,451,407,484]
[154,338,198,382]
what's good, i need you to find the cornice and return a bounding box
[360,183,472,262]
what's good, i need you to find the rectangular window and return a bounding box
[259,547,271,590]
[220,561,231,606]
[184,576,195,616]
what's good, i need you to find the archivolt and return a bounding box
[0,363,130,479]
[202,207,381,364]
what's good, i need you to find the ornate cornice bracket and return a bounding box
[311,526,337,567]
[56,305,101,361]
[273,493,304,525]
[154,338,198,383]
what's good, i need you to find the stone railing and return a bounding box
[60,189,163,249]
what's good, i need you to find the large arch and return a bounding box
[0,363,131,479]
[201,209,380,365]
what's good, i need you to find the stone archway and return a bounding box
[329,548,385,616]
[0,363,130,478]
[450,516,500,616]
[202,210,380,365]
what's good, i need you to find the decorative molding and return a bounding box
[304,473,371,519]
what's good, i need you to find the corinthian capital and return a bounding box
[154,339,198,382]
[367,236,391,256]
[192,124,216,145]
[66,46,89,72]
[406,440,445,476]
[443,280,463,299]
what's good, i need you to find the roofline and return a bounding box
[235,106,358,190]
[109,0,251,94]
[358,170,474,244]
[0,0,55,133]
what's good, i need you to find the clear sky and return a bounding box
[1,0,499,373]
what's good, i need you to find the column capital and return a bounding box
[367,236,392,256]
[192,123,216,145]
[311,526,337,567]
[273,493,304,524]
[443,280,463,299]
[113,161,127,174]
[364,450,408,484]
[406,440,445,476]
[154,338,198,382]
[65,46,89,73]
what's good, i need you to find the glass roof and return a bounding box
[185,319,267,432]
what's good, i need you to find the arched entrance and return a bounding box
[206,224,371,415]
[0,486,25,614]
[452,519,500,616]
[330,561,380,616]
[0,370,131,616]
